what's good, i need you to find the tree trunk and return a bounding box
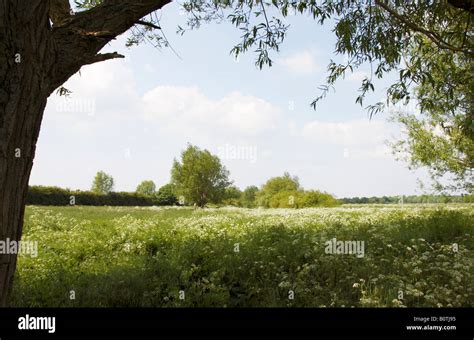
[0,0,171,307]
[0,99,48,306]
[0,0,52,306]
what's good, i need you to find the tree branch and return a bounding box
[260,0,271,36]
[67,0,171,39]
[48,0,171,90]
[84,52,125,66]
[136,20,161,30]
[375,0,473,56]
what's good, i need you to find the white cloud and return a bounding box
[48,60,140,118]
[142,86,280,136]
[301,120,391,146]
[46,61,280,140]
[344,145,392,160]
[70,60,136,98]
[279,50,319,75]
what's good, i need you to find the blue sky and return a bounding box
[29,2,428,197]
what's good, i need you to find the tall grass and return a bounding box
[12,204,473,307]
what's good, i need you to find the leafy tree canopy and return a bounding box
[257,172,300,207]
[136,180,157,196]
[91,171,114,194]
[224,185,243,199]
[171,144,232,207]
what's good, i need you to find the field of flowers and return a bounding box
[12,204,473,307]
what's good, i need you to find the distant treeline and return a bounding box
[26,186,177,207]
[340,195,474,204]
[27,186,474,207]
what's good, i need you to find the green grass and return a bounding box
[12,204,474,307]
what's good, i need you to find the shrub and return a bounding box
[257,172,300,207]
[300,190,340,207]
[27,186,155,206]
[154,184,178,206]
[27,186,70,205]
[268,190,303,208]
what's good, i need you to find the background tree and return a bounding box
[91,171,114,195]
[171,144,231,207]
[263,187,339,208]
[222,185,243,206]
[267,190,303,208]
[391,40,473,193]
[256,172,300,207]
[242,185,259,208]
[136,180,157,196]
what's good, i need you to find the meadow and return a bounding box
[12,204,473,307]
